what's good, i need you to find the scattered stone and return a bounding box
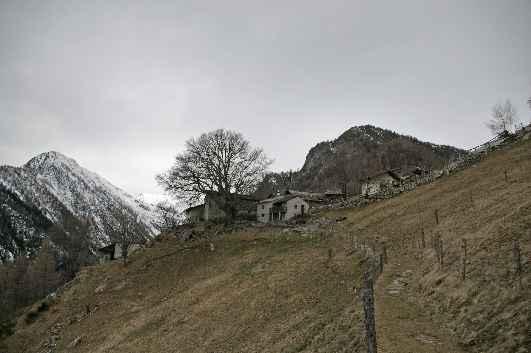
[68,336,83,348]
[386,273,410,296]
[415,334,441,345]
[94,283,106,294]
[113,280,127,291]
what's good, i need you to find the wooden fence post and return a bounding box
[434,233,444,269]
[434,209,439,225]
[439,237,444,269]
[382,243,388,264]
[379,253,384,274]
[421,228,426,249]
[461,239,467,281]
[362,272,378,353]
[513,239,522,288]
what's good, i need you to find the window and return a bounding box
[294,204,298,209]
[261,213,265,217]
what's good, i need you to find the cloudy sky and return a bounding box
[1,0,530,202]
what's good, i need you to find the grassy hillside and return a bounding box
[4,227,367,353]
[4,138,530,353]
[325,137,530,353]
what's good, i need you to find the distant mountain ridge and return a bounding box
[0,151,158,261]
[256,125,465,197]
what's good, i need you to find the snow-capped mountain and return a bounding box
[0,151,158,261]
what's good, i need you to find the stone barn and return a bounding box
[361,169,402,197]
[97,243,142,263]
[184,204,205,223]
[361,166,430,198]
[97,243,121,263]
[257,190,324,223]
[184,191,258,223]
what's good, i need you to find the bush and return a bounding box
[0,319,15,339]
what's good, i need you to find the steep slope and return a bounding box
[325,137,530,353]
[0,152,158,259]
[298,125,464,192]
[4,138,529,353]
[5,230,367,353]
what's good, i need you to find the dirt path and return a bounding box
[374,257,466,353]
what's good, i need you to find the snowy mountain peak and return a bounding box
[24,151,80,172]
[1,151,159,260]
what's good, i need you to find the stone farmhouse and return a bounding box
[97,243,121,262]
[257,190,328,223]
[361,166,430,198]
[184,191,258,222]
[97,243,142,263]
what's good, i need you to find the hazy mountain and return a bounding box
[0,151,158,261]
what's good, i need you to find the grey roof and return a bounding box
[184,204,205,213]
[366,168,402,181]
[204,190,259,201]
[259,194,298,204]
[259,190,326,204]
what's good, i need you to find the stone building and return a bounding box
[184,191,258,223]
[97,243,141,263]
[361,169,402,197]
[257,190,324,223]
[184,204,205,223]
[361,166,430,198]
[97,243,121,262]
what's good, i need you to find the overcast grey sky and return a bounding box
[1,0,530,202]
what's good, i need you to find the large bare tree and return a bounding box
[157,129,271,220]
[487,100,518,135]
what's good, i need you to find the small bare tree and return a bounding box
[157,129,271,221]
[48,215,93,279]
[154,201,183,232]
[487,100,518,135]
[101,204,149,265]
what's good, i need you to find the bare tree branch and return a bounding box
[486,100,518,135]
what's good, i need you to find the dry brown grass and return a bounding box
[323,138,531,353]
[5,228,366,353]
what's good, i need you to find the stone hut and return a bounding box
[361,166,430,198]
[97,243,121,262]
[257,190,324,223]
[184,204,205,223]
[361,169,402,197]
[184,191,258,223]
